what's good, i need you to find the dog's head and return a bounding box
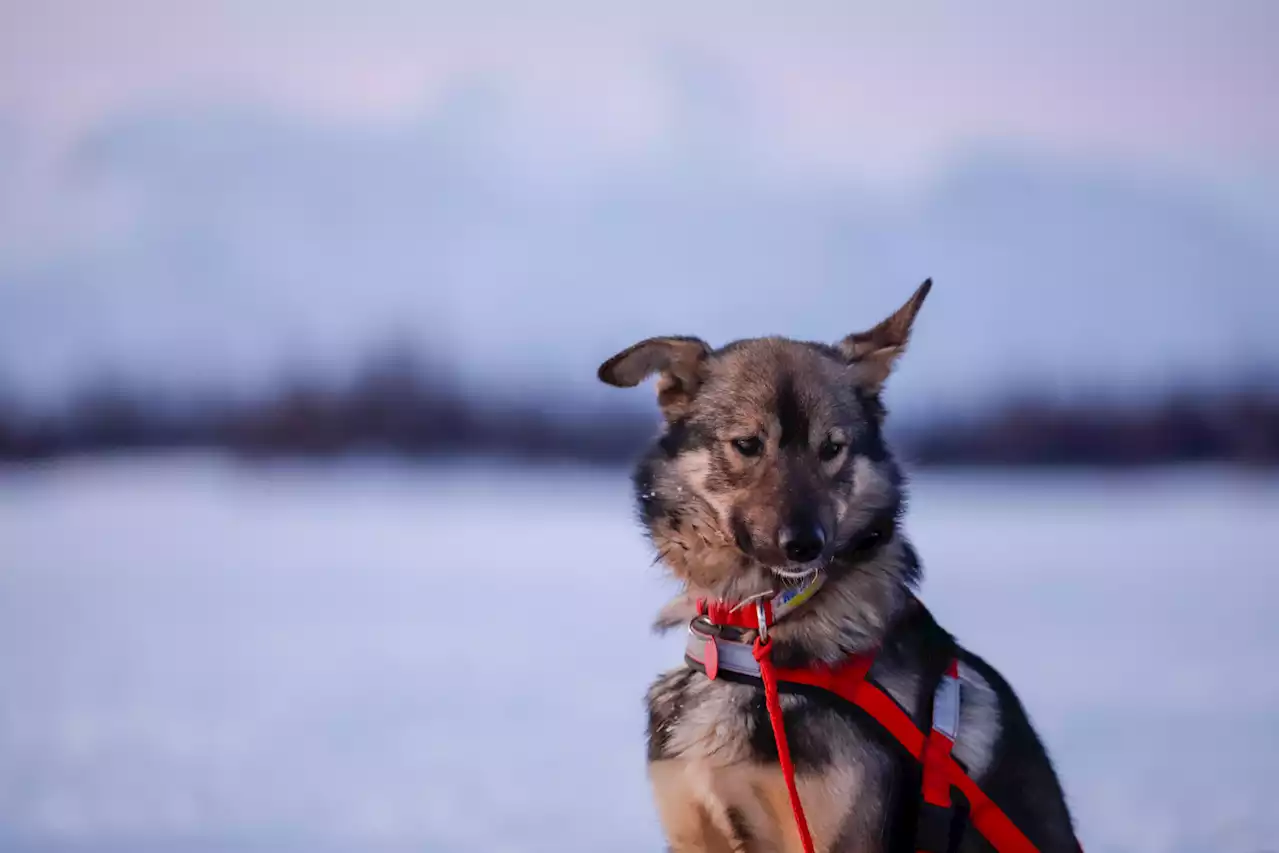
[598,280,930,601]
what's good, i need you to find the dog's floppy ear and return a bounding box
[838,279,932,390]
[598,336,711,420]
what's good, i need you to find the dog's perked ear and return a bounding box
[839,279,932,391]
[597,336,711,420]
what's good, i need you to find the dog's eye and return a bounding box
[732,436,763,457]
[818,438,846,462]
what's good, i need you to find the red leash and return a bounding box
[752,636,817,853]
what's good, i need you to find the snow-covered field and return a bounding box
[0,457,1274,853]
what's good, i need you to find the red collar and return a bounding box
[692,569,828,636]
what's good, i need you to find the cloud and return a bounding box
[0,1,1274,180]
[0,83,1273,409]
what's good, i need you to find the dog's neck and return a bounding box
[656,517,920,666]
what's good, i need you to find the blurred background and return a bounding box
[0,2,1275,851]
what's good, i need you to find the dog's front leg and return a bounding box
[649,759,749,853]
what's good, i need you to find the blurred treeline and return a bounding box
[0,346,1274,467]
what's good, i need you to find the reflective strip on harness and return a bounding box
[932,660,961,740]
[917,661,961,853]
[923,660,960,807]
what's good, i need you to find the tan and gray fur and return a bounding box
[599,281,1078,853]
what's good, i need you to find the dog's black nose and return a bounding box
[780,521,826,563]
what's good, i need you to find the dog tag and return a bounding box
[704,640,719,680]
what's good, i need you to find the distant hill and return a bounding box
[1,348,1273,467]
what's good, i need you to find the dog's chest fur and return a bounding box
[646,665,903,852]
[645,649,1003,853]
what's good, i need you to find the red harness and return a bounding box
[690,596,1049,853]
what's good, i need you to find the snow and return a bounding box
[0,457,1274,852]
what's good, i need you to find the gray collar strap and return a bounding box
[684,619,764,680]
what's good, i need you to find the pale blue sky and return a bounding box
[0,1,1275,408]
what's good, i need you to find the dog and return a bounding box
[598,280,1079,853]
